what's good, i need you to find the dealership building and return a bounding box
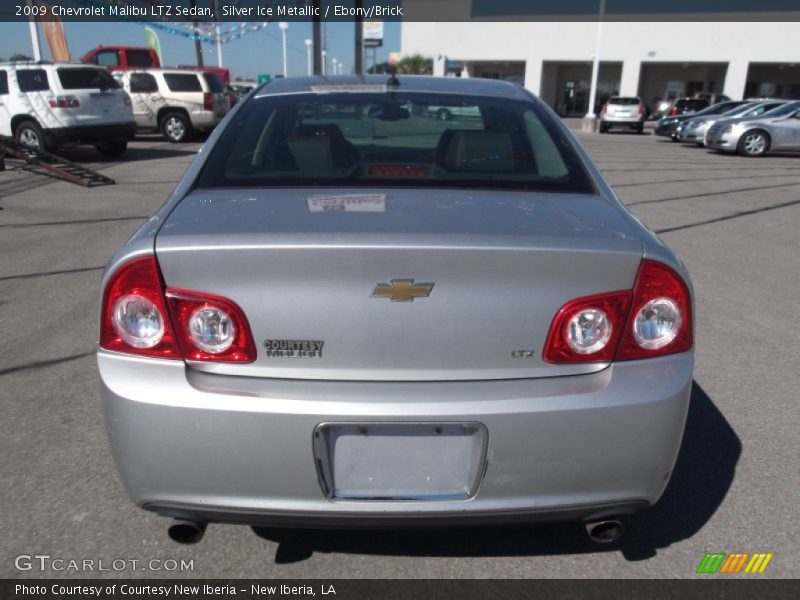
[400,13,800,115]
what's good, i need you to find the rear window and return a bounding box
[17,69,49,92]
[57,68,119,90]
[608,97,639,105]
[163,73,202,93]
[203,73,225,93]
[126,49,155,67]
[129,72,158,93]
[196,91,594,194]
[676,99,709,111]
[93,50,120,67]
[0,71,8,95]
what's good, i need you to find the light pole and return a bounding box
[332,58,338,77]
[26,0,42,61]
[279,22,289,78]
[321,50,327,75]
[582,0,607,132]
[304,38,312,76]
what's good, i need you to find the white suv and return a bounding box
[114,68,230,143]
[0,62,136,156]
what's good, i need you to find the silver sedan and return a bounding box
[707,101,800,156]
[97,75,694,545]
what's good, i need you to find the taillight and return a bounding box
[544,259,692,363]
[100,256,257,363]
[543,291,632,363]
[639,104,645,116]
[49,95,80,109]
[203,92,214,111]
[669,107,678,116]
[100,256,180,359]
[367,165,428,177]
[616,259,693,360]
[601,103,608,115]
[165,289,256,363]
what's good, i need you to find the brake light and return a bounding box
[165,289,256,363]
[100,256,257,363]
[543,259,692,363]
[203,92,214,111]
[49,95,80,109]
[639,104,645,116]
[367,165,428,177]
[100,256,180,359]
[616,259,693,360]
[543,291,632,363]
[669,107,678,116]
[601,103,608,115]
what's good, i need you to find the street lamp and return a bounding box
[321,49,327,75]
[583,0,607,132]
[304,38,312,76]
[278,22,289,78]
[332,58,338,77]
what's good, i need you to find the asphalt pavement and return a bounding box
[1,125,798,578]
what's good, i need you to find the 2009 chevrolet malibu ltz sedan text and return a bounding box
[98,75,694,545]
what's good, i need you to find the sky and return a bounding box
[0,21,402,80]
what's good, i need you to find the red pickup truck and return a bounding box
[82,46,230,84]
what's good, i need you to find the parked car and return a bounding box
[676,100,787,146]
[598,96,645,133]
[98,75,694,544]
[706,100,800,156]
[82,46,159,70]
[0,61,135,156]
[114,68,230,143]
[692,92,731,105]
[178,65,231,86]
[655,100,748,141]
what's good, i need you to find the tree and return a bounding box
[9,53,33,62]
[368,54,433,76]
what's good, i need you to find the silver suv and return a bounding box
[599,97,646,133]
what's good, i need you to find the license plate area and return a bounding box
[313,422,488,501]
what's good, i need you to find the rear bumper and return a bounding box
[600,116,643,126]
[99,351,693,525]
[44,122,137,146]
[189,111,224,131]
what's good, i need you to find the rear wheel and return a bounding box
[599,122,608,133]
[737,129,769,157]
[636,123,644,134]
[15,120,49,152]
[436,108,452,121]
[161,112,192,143]
[95,138,128,158]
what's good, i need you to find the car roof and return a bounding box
[0,61,105,69]
[253,75,533,101]
[123,68,204,76]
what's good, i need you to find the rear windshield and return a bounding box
[608,97,639,105]
[17,69,49,92]
[196,91,594,193]
[203,73,225,93]
[676,99,709,111]
[57,68,119,90]
[163,73,202,93]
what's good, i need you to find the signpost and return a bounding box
[257,74,272,85]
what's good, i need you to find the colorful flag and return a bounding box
[38,3,69,62]
[144,27,163,65]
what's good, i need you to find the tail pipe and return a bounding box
[167,519,207,544]
[585,518,624,543]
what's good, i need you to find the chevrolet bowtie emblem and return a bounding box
[371,279,435,302]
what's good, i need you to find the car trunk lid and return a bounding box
[155,188,643,381]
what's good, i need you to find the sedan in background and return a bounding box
[676,100,787,146]
[707,101,800,156]
[598,97,646,133]
[655,100,746,140]
[98,76,694,545]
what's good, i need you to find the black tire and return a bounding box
[737,129,770,157]
[636,123,644,134]
[670,134,679,142]
[95,138,128,158]
[598,122,608,133]
[15,120,49,152]
[436,108,452,121]
[160,112,192,143]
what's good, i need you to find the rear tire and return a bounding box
[636,123,644,134]
[737,129,770,157]
[436,108,452,121]
[95,138,128,158]
[15,120,49,152]
[161,112,192,143]
[599,122,608,133]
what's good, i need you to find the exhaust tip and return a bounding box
[168,519,207,544]
[585,519,624,544]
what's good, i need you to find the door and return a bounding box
[127,72,161,129]
[0,70,11,135]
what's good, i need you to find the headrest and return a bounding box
[437,130,516,172]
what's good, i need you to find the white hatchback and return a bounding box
[0,61,136,156]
